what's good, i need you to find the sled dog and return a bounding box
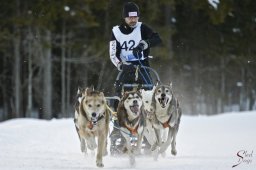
[75,87,110,167]
[117,90,145,166]
[140,87,157,148]
[74,87,85,143]
[151,84,182,158]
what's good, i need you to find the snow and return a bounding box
[0,111,255,170]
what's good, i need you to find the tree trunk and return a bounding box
[220,56,225,113]
[66,45,71,117]
[97,61,106,90]
[165,3,174,58]
[13,29,21,118]
[61,21,66,117]
[42,30,52,119]
[26,27,33,117]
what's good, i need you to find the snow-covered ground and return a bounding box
[0,111,255,170]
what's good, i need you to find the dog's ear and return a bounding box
[152,85,156,92]
[155,81,158,86]
[99,92,106,104]
[77,86,82,94]
[122,91,129,99]
[79,99,87,118]
[99,92,104,97]
[90,85,95,91]
[139,89,145,95]
[84,88,90,96]
[169,82,173,90]
[136,88,141,95]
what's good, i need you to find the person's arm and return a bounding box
[141,23,162,48]
[109,32,122,70]
[132,23,162,58]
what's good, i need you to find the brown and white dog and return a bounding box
[117,90,145,167]
[74,87,110,167]
[151,84,182,159]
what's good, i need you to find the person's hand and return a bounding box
[132,40,149,59]
[132,43,143,59]
[117,62,123,71]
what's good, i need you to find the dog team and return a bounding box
[74,83,182,167]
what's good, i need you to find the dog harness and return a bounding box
[161,114,172,128]
[124,116,141,136]
[125,123,139,135]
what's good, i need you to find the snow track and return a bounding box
[0,111,255,170]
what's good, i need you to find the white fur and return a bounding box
[140,87,158,149]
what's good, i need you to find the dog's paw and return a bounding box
[129,156,136,167]
[171,148,177,156]
[80,140,86,152]
[159,144,168,154]
[96,161,104,168]
[152,150,159,161]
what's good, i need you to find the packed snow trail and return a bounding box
[0,111,255,170]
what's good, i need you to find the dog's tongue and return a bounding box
[160,97,167,107]
[130,105,139,113]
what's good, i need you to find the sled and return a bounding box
[106,65,161,155]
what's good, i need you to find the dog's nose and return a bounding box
[133,100,138,105]
[161,93,166,98]
[92,112,96,117]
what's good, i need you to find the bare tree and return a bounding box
[42,30,52,119]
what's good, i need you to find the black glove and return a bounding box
[132,43,144,59]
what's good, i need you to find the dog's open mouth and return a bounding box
[158,97,169,108]
[130,105,139,114]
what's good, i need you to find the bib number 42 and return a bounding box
[121,40,135,51]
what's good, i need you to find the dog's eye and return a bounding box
[158,89,161,93]
[135,96,139,99]
[128,97,132,100]
[166,90,169,93]
[88,104,92,107]
[145,101,149,103]
[97,104,101,107]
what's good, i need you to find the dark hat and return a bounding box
[122,2,140,18]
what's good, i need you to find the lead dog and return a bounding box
[117,90,145,167]
[151,84,182,158]
[75,87,110,167]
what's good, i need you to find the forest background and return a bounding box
[0,0,255,121]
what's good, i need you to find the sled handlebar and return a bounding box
[122,84,154,89]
